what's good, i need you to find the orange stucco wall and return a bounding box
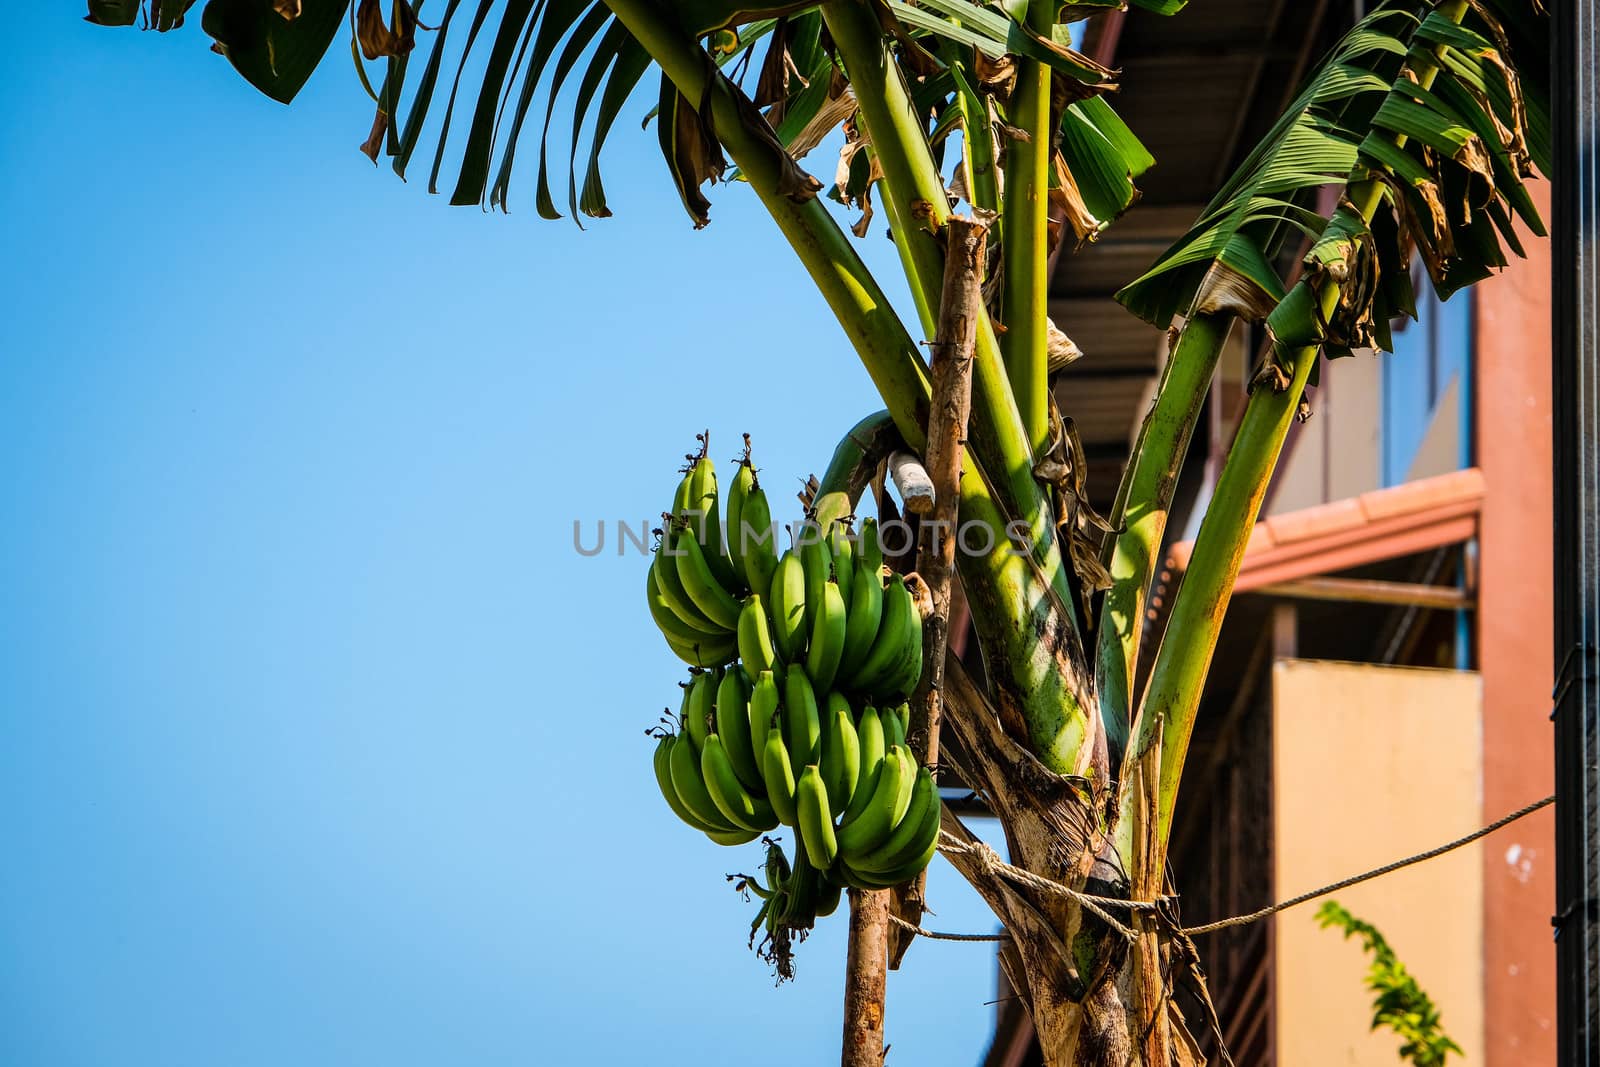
[1473,181,1556,1065]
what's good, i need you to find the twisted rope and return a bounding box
[887,914,1006,942]
[1180,793,1554,935]
[905,795,1554,945]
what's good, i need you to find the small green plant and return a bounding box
[1316,900,1464,1067]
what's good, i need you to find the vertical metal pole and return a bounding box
[1554,0,1600,1060]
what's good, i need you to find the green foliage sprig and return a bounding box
[1315,900,1463,1067]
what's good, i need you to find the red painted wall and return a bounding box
[1474,181,1556,1066]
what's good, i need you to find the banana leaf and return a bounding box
[85,0,143,25]
[1059,94,1155,223]
[200,0,351,104]
[1117,0,1547,338]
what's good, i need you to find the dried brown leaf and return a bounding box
[1049,152,1099,247]
[1193,262,1280,320]
[358,107,388,162]
[356,0,416,61]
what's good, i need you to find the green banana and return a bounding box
[837,550,884,679]
[662,631,739,669]
[737,594,780,674]
[647,564,726,647]
[799,522,831,634]
[837,843,937,889]
[674,526,743,630]
[795,764,839,870]
[882,604,926,700]
[715,667,762,790]
[701,734,778,833]
[813,872,842,918]
[850,574,917,693]
[671,465,693,516]
[768,549,807,661]
[685,452,739,591]
[820,693,860,814]
[859,516,884,575]
[883,701,908,751]
[748,668,781,764]
[705,826,761,846]
[725,457,756,590]
[684,670,717,752]
[653,734,722,833]
[837,744,914,856]
[804,578,848,694]
[653,525,722,635]
[852,765,939,873]
[669,730,739,832]
[841,705,886,825]
[827,521,855,610]
[739,470,780,598]
[783,668,822,776]
[761,728,798,826]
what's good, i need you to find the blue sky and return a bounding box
[0,8,1010,1066]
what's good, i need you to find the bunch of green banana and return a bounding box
[646,436,926,706]
[646,435,777,669]
[645,434,941,940]
[651,668,778,846]
[652,659,940,894]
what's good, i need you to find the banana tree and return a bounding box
[88,0,1550,1062]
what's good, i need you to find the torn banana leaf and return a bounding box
[1059,94,1155,223]
[884,0,1116,90]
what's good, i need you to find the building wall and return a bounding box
[1406,375,1462,484]
[1273,659,1485,1065]
[1473,182,1556,1067]
[1266,351,1385,516]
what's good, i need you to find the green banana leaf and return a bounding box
[1060,94,1155,223]
[884,0,1116,89]
[1116,0,1547,339]
[85,0,143,25]
[200,0,350,104]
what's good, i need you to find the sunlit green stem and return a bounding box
[1094,312,1234,756]
[1124,0,1469,855]
[606,0,1092,773]
[999,1,1054,454]
[604,0,929,441]
[820,2,1064,586]
[822,0,1094,772]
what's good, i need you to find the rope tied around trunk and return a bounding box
[907,794,1554,946]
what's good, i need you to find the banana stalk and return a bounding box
[821,1,1095,775]
[998,0,1055,455]
[819,1,1068,600]
[1122,0,1473,858]
[603,0,932,449]
[1094,311,1235,754]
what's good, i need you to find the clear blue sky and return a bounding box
[1,8,1010,1066]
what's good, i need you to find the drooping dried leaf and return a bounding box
[1046,319,1083,373]
[1050,152,1100,247]
[786,84,856,159]
[357,0,416,61]
[658,73,726,229]
[359,106,389,162]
